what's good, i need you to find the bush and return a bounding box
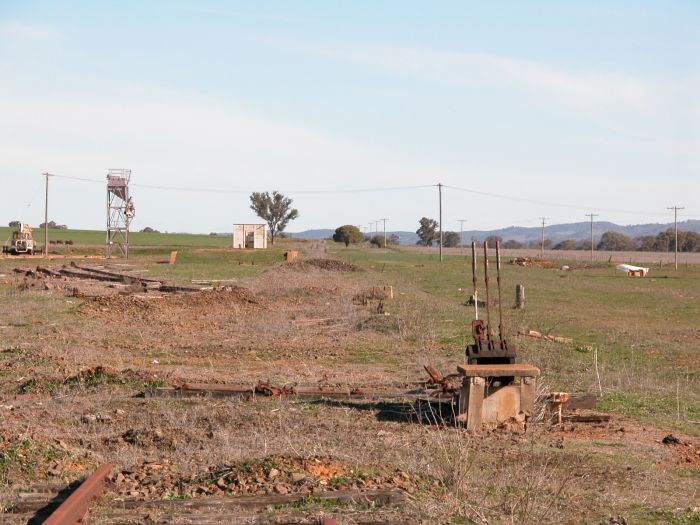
[387,233,401,245]
[443,231,461,247]
[369,235,385,248]
[333,225,364,246]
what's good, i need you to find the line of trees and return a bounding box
[412,218,700,253]
[521,230,700,252]
[595,229,700,252]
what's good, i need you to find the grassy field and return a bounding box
[1,240,699,523]
[0,226,231,247]
[337,246,700,433]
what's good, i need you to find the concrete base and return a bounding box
[457,376,537,431]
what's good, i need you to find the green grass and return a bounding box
[329,245,700,432]
[287,494,353,512]
[0,439,70,485]
[0,226,231,247]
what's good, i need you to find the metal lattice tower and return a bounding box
[106,169,135,258]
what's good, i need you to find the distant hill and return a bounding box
[290,220,700,245]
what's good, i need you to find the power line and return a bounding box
[585,213,599,261]
[438,183,443,262]
[457,219,467,248]
[667,206,685,269]
[380,218,388,247]
[443,184,671,217]
[45,173,700,224]
[539,217,549,258]
[49,174,435,195]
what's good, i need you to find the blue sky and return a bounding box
[1,1,698,233]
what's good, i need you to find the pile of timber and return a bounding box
[30,263,208,293]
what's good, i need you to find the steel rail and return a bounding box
[43,463,112,525]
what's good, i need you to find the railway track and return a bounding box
[2,465,412,525]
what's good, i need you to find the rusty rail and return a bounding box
[147,380,455,401]
[70,262,161,283]
[43,463,112,525]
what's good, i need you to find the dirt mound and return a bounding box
[111,455,422,500]
[175,286,258,307]
[81,286,259,318]
[509,257,559,269]
[661,434,700,470]
[285,258,361,272]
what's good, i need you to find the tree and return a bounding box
[140,226,160,233]
[416,217,438,246]
[8,221,20,228]
[333,225,364,247]
[369,235,385,248]
[443,231,461,247]
[249,191,299,245]
[553,239,578,250]
[485,235,503,246]
[501,239,523,249]
[639,229,700,253]
[678,230,700,252]
[597,231,635,251]
[636,235,658,252]
[39,220,67,230]
[387,233,401,245]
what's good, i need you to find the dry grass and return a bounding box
[1,245,700,523]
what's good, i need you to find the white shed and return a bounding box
[233,224,268,249]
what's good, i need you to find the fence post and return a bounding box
[515,284,525,309]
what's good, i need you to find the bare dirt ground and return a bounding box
[1,247,699,524]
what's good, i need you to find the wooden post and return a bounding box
[169,251,177,265]
[466,377,485,431]
[515,284,525,309]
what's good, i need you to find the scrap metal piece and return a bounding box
[423,364,459,395]
[43,463,112,525]
[551,392,570,424]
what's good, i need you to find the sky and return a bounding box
[1,1,699,234]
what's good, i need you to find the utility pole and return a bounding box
[438,183,443,262]
[539,217,548,259]
[380,218,388,247]
[42,172,53,256]
[458,219,467,248]
[585,213,598,261]
[667,206,685,269]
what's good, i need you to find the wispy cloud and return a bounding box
[0,21,62,42]
[320,44,653,110]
